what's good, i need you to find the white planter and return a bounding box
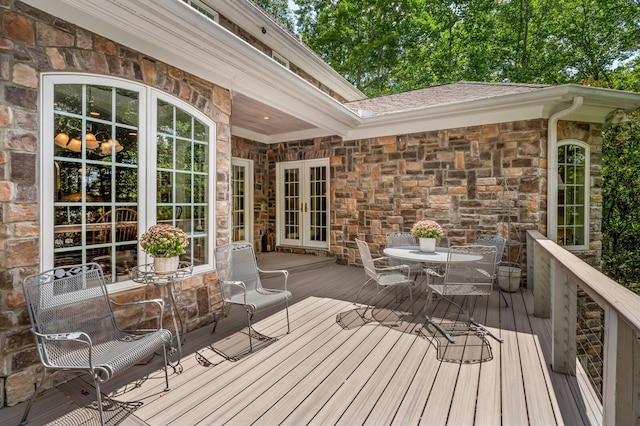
[153,255,180,275]
[497,265,521,292]
[419,238,436,253]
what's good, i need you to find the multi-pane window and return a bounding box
[557,141,588,247]
[44,75,215,287]
[52,84,139,282]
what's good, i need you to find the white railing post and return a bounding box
[603,307,639,425]
[551,258,577,375]
[533,237,551,318]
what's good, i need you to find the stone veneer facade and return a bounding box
[0,1,230,406]
[236,120,603,270]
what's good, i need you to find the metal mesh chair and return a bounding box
[20,263,171,425]
[476,234,509,307]
[355,238,415,315]
[213,242,292,352]
[385,232,423,278]
[424,245,502,343]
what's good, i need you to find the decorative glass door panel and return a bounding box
[231,158,253,243]
[277,159,329,249]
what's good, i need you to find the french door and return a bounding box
[276,159,329,249]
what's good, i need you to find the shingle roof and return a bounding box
[344,81,550,117]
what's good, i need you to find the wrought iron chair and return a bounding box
[424,245,502,343]
[476,234,509,307]
[354,238,415,315]
[385,232,423,278]
[20,263,171,426]
[213,242,292,352]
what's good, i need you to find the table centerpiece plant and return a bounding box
[411,220,443,252]
[139,224,189,274]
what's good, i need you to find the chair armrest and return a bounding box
[424,267,444,278]
[372,256,388,263]
[375,264,411,275]
[111,298,165,330]
[33,329,94,368]
[220,280,247,304]
[257,268,289,291]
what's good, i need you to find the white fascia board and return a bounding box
[23,0,361,135]
[210,0,366,101]
[233,126,336,144]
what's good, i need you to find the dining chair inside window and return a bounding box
[355,238,415,315]
[424,245,502,343]
[91,207,138,277]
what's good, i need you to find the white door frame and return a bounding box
[231,157,254,243]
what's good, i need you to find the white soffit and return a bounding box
[24,0,361,137]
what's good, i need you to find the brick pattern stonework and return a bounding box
[259,120,603,274]
[0,1,229,406]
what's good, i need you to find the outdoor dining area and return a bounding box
[5,225,618,425]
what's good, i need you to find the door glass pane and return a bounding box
[232,164,246,242]
[309,166,327,242]
[53,84,139,283]
[284,168,300,240]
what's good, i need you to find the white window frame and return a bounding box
[272,51,290,69]
[556,139,590,250]
[183,0,219,23]
[41,73,216,292]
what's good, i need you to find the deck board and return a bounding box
[1,255,598,426]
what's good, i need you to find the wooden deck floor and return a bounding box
[1,252,598,425]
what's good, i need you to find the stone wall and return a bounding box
[265,120,603,277]
[0,0,229,406]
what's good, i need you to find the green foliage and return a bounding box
[293,0,640,96]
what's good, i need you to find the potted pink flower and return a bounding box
[411,220,443,252]
[139,224,188,274]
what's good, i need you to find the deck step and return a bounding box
[256,252,335,274]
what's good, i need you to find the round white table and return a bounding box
[383,245,450,263]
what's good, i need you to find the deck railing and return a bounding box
[527,230,640,425]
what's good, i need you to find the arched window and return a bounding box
[43,74,215,288]
[557,140,589,248]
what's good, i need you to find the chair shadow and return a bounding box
[336,306,423,334]
[208,326,278,362]
[417,320,493,364]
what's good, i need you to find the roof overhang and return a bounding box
[345,85,640,141]
[23,0,362,142]
[21,1,640,144]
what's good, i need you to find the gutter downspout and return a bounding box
[547,96,583,244]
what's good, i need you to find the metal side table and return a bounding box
[131,262,192,373]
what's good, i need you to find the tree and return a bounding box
[254,0,296,32]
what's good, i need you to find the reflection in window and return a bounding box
[53,84,139,282]
[156,100,209,267]
[557,142,588,247]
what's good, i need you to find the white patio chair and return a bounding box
[213,242,292,352]
[424,245,502,343]
[385,232,423,278]
[354,238,415,315]
[20,263,171,426]
[476,234,509,307]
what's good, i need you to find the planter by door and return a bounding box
[419,238,436,253]
[497,264,521,292]
[154,256,180,275]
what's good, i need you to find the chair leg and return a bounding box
[247,311,254,353]
[354,278,372,306]
[19,367,48,425]
[424,289,456,343]
[162,339,170,392]
[470,317,504,342]
[496,284,510,307]
[285,301,290,334]
[94,376,105,425]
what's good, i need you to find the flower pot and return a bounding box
[419,237,436,253]
[497,264,521,292]
[153,255,180,275]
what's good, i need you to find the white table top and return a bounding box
[383,245,449,263]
